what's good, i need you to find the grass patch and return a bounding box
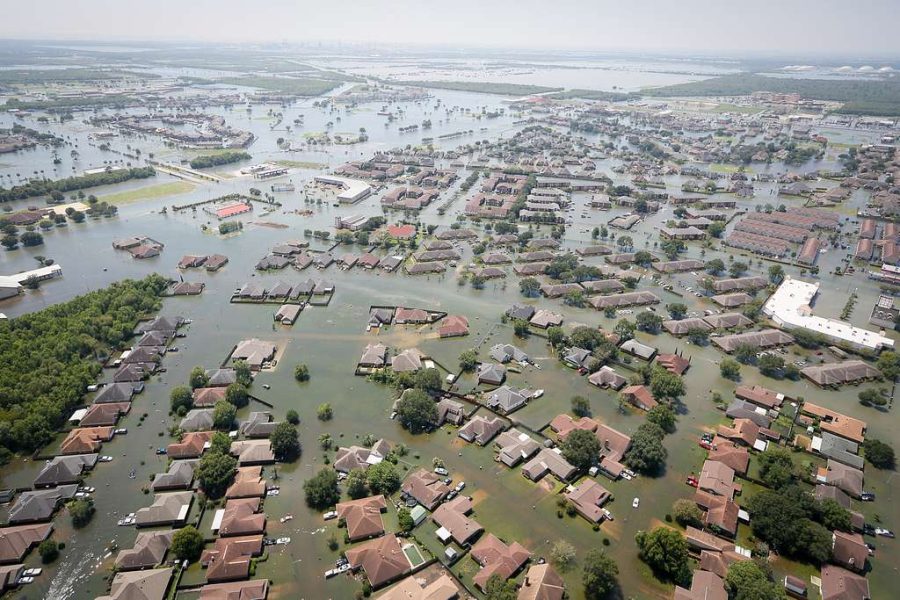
[100,181,195,205]
[711,103,764,115]
[217,76,346,96]
[275,160,328,170]
[709,163,743,174]
[392,80,563,96]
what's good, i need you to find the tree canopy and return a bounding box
[396,389,438,434]
[624,422,668,475]
[196,449,237,499]
[561,429,601,471]
[725,561,786,600]
[582,548,619,599]
[635,527,691,585]
[366,461,401,495]
[270,422,301,461]
[304,468,341,510]
[0,275,167,458]
[171,526,205,562]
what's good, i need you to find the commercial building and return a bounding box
[763,278,894,352]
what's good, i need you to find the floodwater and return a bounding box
[0,79,898,600]
[313,56,742,92]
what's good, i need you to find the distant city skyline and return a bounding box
[1,0,899,58]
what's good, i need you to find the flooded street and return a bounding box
[0,58,897,600]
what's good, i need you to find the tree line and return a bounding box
[0,274,168,460]
[0,167,155,203]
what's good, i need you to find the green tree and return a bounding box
[304,468,340,510]
[513,319,530,338]
[547,326,567,347]
[366,461,401,495]
[720,358,741,380]
[286,409,300,425]
[818,499,852,532]
[650,368,685,400]
[687,327,709,345]
[550,539,577,570]
[196,450,237,498]
[398,507,414,533]
[20,231,43,247]
[69,498,95,528]
[317,403,333,421]
[560,429,601,471]
[708,221,725,238]
[294,363,310,382]
[729,261,748,277]
[614,319,636,341]
[646,404,676,434]
[864,438,895,469]
[38,539,59,564]
[459,349,478,372]
[170,385,193,413]
[745,487,833,564]
[624,422,668,475]
[414,368,443,395]
[758,448,795,489]
[396,389,437,434]
[519,277,541,297]
[734,344,757,364]
[582,548,619,599]
[634,250,653,266]
[209,431,231,455]
[212,400,237,430]
[0,234,18,250]
[233,360,253,386]
[725,561,786,600]
[768,264,785,284]
[672,499,703,528]
[877,351,900,380]
[571,395,591,418]
[483,575,518,600]
[189,366,209,389]
[757,353,784,377]
[346,468,369,499]
[270,421,301,461]
[858,388,887,407]
[225,382,249,408]
[171,526,205,562]
[635,527,690,585]
[667,303,688,319]
[705,258,725,274]
[636,311,663,333]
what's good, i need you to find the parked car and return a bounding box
[434,467,448,476]
[632,497,640,509]
[861,492,876,502]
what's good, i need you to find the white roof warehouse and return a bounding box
[763,278,894,352]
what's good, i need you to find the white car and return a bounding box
[602,509,614,521]
[22,568,41,577]
[17,576,34,585]
[632,497,640,509]
[98,455,113,462]
[455,481,466,492]
[323,511,337,521]
[276,537,291,545]
[434,467,449,476]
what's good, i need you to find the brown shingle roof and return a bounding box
[336,495,387,541]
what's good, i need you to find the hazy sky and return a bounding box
[3,0,899,57]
